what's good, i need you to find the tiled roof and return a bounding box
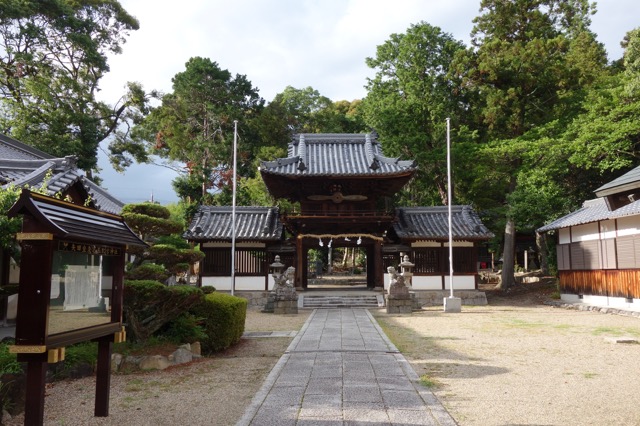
[393,206,494,241]
[84,179,125,215]
[0,133,54,160]
[594,165,640,197]
[537,197,640,232]
[0,157,124,214]
[0,135,125,214]
[184,206,283,242]
[260,133,416,177]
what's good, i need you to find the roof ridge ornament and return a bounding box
[297,134,307,171]
[365,133,378,170]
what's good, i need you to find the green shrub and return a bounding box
[201,286,216,294]
[192,293,247,354]
[156,234,190,249]
[125,263,169,282]
[121,202,172,219]
[123,280,203,342]
[0,344,22,375]
[160,313,207,344]
[54,342,98,379]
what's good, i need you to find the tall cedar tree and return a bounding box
[452,0,607,289]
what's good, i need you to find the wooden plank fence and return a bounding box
[560,270,640,299]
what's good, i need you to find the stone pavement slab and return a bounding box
[238,308,457,426]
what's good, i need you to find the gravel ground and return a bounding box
[5,289,640,426]
[374,300,640,426]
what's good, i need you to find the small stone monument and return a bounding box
[266,256,298,314]
[386,266,412,314]
[399,255,421,310]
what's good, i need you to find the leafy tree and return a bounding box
[128,57,264,203]
[0,0,147,177]
[566,28,640,173]
[363,22,468,206]
[255,86,366,146]
[0,186,22,257]
[452,0,607,289]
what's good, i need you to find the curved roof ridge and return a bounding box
[260,132,416,178]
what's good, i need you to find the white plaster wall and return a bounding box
[201,276,267,291]
[571,223,600,242]
[444,276,475,290]
[599,219,617,240]
[559,228,571,245]
[412,276,443,290]
[616,216,640,237]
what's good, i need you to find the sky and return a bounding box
[96,0,640,205]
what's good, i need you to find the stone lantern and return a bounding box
[399,255,414,289]
[270,255,285,278]
[266,255,298,314]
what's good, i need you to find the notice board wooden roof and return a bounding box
[8,190,146,247]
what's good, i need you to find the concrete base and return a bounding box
[443,296,462,313]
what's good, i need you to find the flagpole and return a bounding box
[230,120,238,296]
[444,117,461,312]
[447,117,454,299]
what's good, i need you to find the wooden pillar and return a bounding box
[24,354,47,425]
[296,237,305,290]
[374,240,384,289]
[95,336,113,416]
[301,246,308,289]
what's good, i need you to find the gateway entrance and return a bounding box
[185,132,493,295]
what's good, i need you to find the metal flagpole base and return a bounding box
[443,296,462,313]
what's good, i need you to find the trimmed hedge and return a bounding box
[192,292,247,354]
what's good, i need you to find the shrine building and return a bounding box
[185,132,493,305]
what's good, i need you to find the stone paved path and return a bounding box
[238,308,456,426]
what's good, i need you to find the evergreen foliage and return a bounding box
[191,292,247,354]
[122,280,203,342]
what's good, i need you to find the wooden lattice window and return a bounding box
[452,247,475,273]
[201,248,268,276]
[413,248,441,274]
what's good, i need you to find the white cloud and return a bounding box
[96,0,640,204]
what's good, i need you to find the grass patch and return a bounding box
[583,372,598,379]
[592,327,640,338]
[504,319,546,329]
[419,374,438,388]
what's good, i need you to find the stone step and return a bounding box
[301,295,384,309]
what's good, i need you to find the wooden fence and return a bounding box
[559,270,640,299]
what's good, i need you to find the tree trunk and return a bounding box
[498,218,516,290]
[537,232,549,275]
